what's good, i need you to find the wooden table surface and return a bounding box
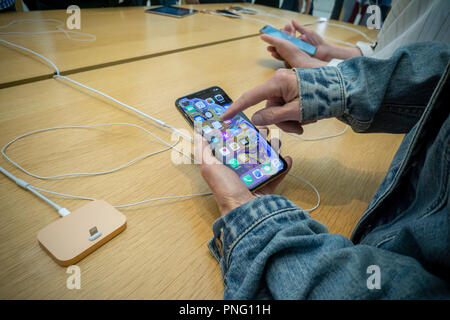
[0,5,399,299]
[0,3,320,88]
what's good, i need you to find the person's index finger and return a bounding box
[221,80,277,121]
[292,20,308,34]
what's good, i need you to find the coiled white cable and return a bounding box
[53,75,194,143]
[1,123,211,210]
[287,173,320,212]
[0,24,322,213]
[0,19,96,42]
[1,123,191,180]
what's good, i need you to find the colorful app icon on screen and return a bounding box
[185,105,195,113]
[253,169,263,179]
[238,153,249,163]
[239,137,249,146]
[229,142,239,151]
[262,164,272,173]
[240,123,249,131]
[223,120,232,126]
[206,97,214,104]
[193,115,205,122]
[222,131,232,140]
[212,121,222,129]
[214,94,225,103]
[271,158,282,168]
[248,132,258,142]
[228,158,239,168]
[230,127,241,136]
[205,111,213,118]
[242,174,253,185]
[219,147,230,156]
[195,101,206,109]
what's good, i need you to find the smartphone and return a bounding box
[175,86,288,191]
[216,9,241,18]
[230,6,258,15]
[260,25,317,56]
[145,6,197,18]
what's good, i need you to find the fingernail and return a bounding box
[252,114,263,125]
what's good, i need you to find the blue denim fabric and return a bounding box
[207,42,450,299]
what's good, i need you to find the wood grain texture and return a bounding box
[0,3,320,87]
[0,3,376,87]
[0,7,395,299]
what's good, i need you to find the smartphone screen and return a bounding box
[260,25,317,56]
[176,86,287,191]
[216,9,241,18]
[145,6,197,18]
[230,6,257,14]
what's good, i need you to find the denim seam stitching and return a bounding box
[334,66,346,116]
[351,62,450,241]
[375,235,397,248]
[420,146,449,219]
[382,104,426,115]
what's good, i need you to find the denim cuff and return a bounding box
[207,195,301,278]
[295,67,346,122]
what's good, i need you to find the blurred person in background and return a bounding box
[0,0,15,12]
[282,0,314,14]
[22,0,144,10]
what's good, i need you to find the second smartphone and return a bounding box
[260,25,317,56]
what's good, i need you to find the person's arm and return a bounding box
[206,42,450,299]
[298,41,449,133]
[222,42,449,134]
[207,194,449,299]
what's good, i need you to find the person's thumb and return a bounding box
[261,33,286,48]
[251,100,300,126]
[261,34,300,66]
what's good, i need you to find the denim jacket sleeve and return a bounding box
[207,195,449,299]
[296,42,450,133]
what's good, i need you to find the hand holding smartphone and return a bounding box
[175,86,288,191]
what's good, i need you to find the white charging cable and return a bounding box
[1,123,191,180]
[0,25,322,213]
[287,124,349,141]
[1,122,320,212]
[0,19,96,42]
[0,123,212,211]
[0,166,70,217]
